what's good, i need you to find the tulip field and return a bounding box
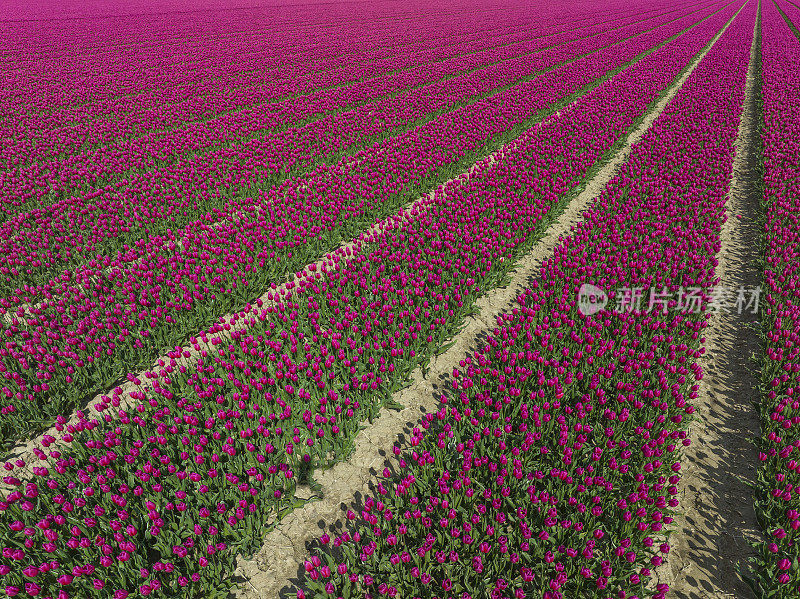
[0,0,798,597]
[0,0,736,448]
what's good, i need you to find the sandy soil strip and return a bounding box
[227,18,737,597]
[657,4,763,598]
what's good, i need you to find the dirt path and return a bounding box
[227,16,739,595]
[658,4,763,597]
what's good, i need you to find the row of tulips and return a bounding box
[0,0,478,115]
[751,0,800,596]
[0,0,716,293]
[0,1,688,239]
[293,1,756,597]
[0,4,744,598]
[0,0,545,129]
[1,11,583,197]
[0,1,728,449]
[2,9,624,175]
[11,0,689,185]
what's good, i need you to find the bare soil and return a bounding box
[657,5,764,597]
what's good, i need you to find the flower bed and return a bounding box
[3,0,613,175]
[1,10,551,173]
[0,3,744,597]
[751,0,800,595]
